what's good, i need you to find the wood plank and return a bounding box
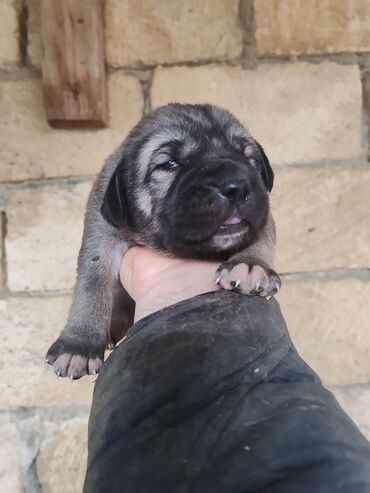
[41,0,107,127]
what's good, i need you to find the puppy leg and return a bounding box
[215,213,281,297]
[45,164,129,378]
[46,232,126,379]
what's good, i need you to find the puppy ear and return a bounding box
[255,142,274,192]
[101,165,129,228]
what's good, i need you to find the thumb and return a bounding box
[120,247,143,298]
[120,247,171,300]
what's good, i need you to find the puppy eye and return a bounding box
[156,160,180,171]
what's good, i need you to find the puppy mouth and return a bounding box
[216,211,248,235]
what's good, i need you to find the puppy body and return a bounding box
[46,104,280,379]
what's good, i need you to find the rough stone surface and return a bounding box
[37,419,88,493]
[6,180,92,292]
[0,3,367,489]
[0,421,22,493]
[105,0,242,67]
[26,0,242,68]
[0,74,143,182]
[255,0,370,56]
[364,72,370,157]
[8,166,369,293]
[0,295,95,408]
[26,0,42,67]
[0,0,19,69]
[151,62,363,165]
[0,213,4,290]
[331,385,370,441]
[277,278,370,386]
[272,166,370,272]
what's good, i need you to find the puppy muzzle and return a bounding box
[156,159,269,256]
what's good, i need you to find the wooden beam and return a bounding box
[41,0,107,127]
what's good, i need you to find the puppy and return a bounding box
[46,103,281,379]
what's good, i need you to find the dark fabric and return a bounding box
[84,291,370,493]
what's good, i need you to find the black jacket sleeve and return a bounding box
[84,291,370,493]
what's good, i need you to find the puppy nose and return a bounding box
[218,181,249,202]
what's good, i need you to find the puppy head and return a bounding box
[101,104,273,259]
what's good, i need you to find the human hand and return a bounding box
[120,247,220,324]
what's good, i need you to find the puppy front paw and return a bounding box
[45,337,105,380]
[215,261,281,297]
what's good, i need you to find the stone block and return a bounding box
[363,72,370,157]
[26,0,42,67]
[6,180,92,292]
[277,278,370,386]
[0,295,95,408]
[0,421,22,493]
[0,0,19,68]
[37,419,88,493]
[105,0,242,67]
[255,0,370,56]
[151,62,363,165]
[0,213,4,290]
[0,74,143,182]
[272,166,370,272]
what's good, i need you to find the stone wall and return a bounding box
[0,1,369,491]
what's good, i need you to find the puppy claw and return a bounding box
[229,279,241,289]
[252,284,264,294]
[215,261,281,297]
[46,338,104,380]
